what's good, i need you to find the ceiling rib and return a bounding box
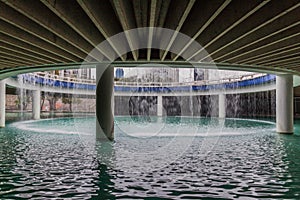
[0,62,17,69]
[188,0,270,61]
[0,50,44,65]
[240,44,300,64]
[258,52,300,66]
[0,24,78,62]
[173,0,231,61]
[0,0,299,74]
[282,62,300,69]
[77,0,127,61]
[242,46,300,65]
[0,3,84,61]
[0,34,69,63]
[202,2,300,62]
[0,42,57,64]
[2,0,91,58]
[261,55,300,66]
[0,47,51,64]
[112,0,139,61]
[218,23,300,63]
[41,0,114,61]
[147,0,158,61]
[160,0,196,61]
[0,60,23,68]
[0,55,34,66]
[0,59,27,67]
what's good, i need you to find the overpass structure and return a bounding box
[0,0,300,139]
[3,72,278,126]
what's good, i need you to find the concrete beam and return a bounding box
[0,2,85,60]
[41,0,105,46]
[173,0,231,61]
[77,0,127,61]
[147,0,158,61]
[161,0,196,60]
[258,51,300,66]
[216,21,300,63]
[0,55,32,66]
[132,0,148,54]
[190,0,270,61]
[111,0,139,61]
[0,42,56,64]
[0,48,44,65]
[0,33,70,63]
[3,0,93,57]
[281,62,300,69]
[217,34,300,64]
[0,60,19,68]
[239,44,300,64]
[0,20,79,62]
[260,55,300,67]
[41,0,115,61]
[205,2,300,62]
[132,0,143,28]
[0,52,40,65]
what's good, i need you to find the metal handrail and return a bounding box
[27,71,267,87]
[114,73,266,86]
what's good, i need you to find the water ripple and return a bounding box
[0,118,299,199]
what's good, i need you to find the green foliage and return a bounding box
[15,90,31,110]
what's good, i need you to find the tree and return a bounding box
[48,93,60,111]
[62,94,72,112]
[62,94,81,112]
[40,92,60,111]
[15,89,31,110]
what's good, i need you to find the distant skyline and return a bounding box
[64,68,257,82]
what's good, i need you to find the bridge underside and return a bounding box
[0,0,300,76]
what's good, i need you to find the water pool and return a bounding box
[1,117,300,199]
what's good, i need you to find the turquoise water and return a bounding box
[1,117,300,199]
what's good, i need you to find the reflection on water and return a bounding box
[1,117,300,199]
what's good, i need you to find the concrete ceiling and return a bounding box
[1,0,300,75]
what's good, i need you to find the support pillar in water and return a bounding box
[219,93,226,118]
[157,95,163,117]
[96,65,114,141]
[0,80,5,128]
[276,74,293,134]
[32,90,41,120]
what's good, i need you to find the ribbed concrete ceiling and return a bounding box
[1,0,300,74]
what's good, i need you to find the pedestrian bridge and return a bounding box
[6,72,277,96]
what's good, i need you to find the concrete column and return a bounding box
[96,65,114,141]
[219,93,226,118]
[189,96,193,116]
[157,95,163,116]
[189,85,193,116]
[32,90,41,120]
[276,74,293,134]
[0,80,5,128]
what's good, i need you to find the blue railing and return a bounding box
[20,74,276,93]
[21,74,96,90]
[192,74,276,91]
